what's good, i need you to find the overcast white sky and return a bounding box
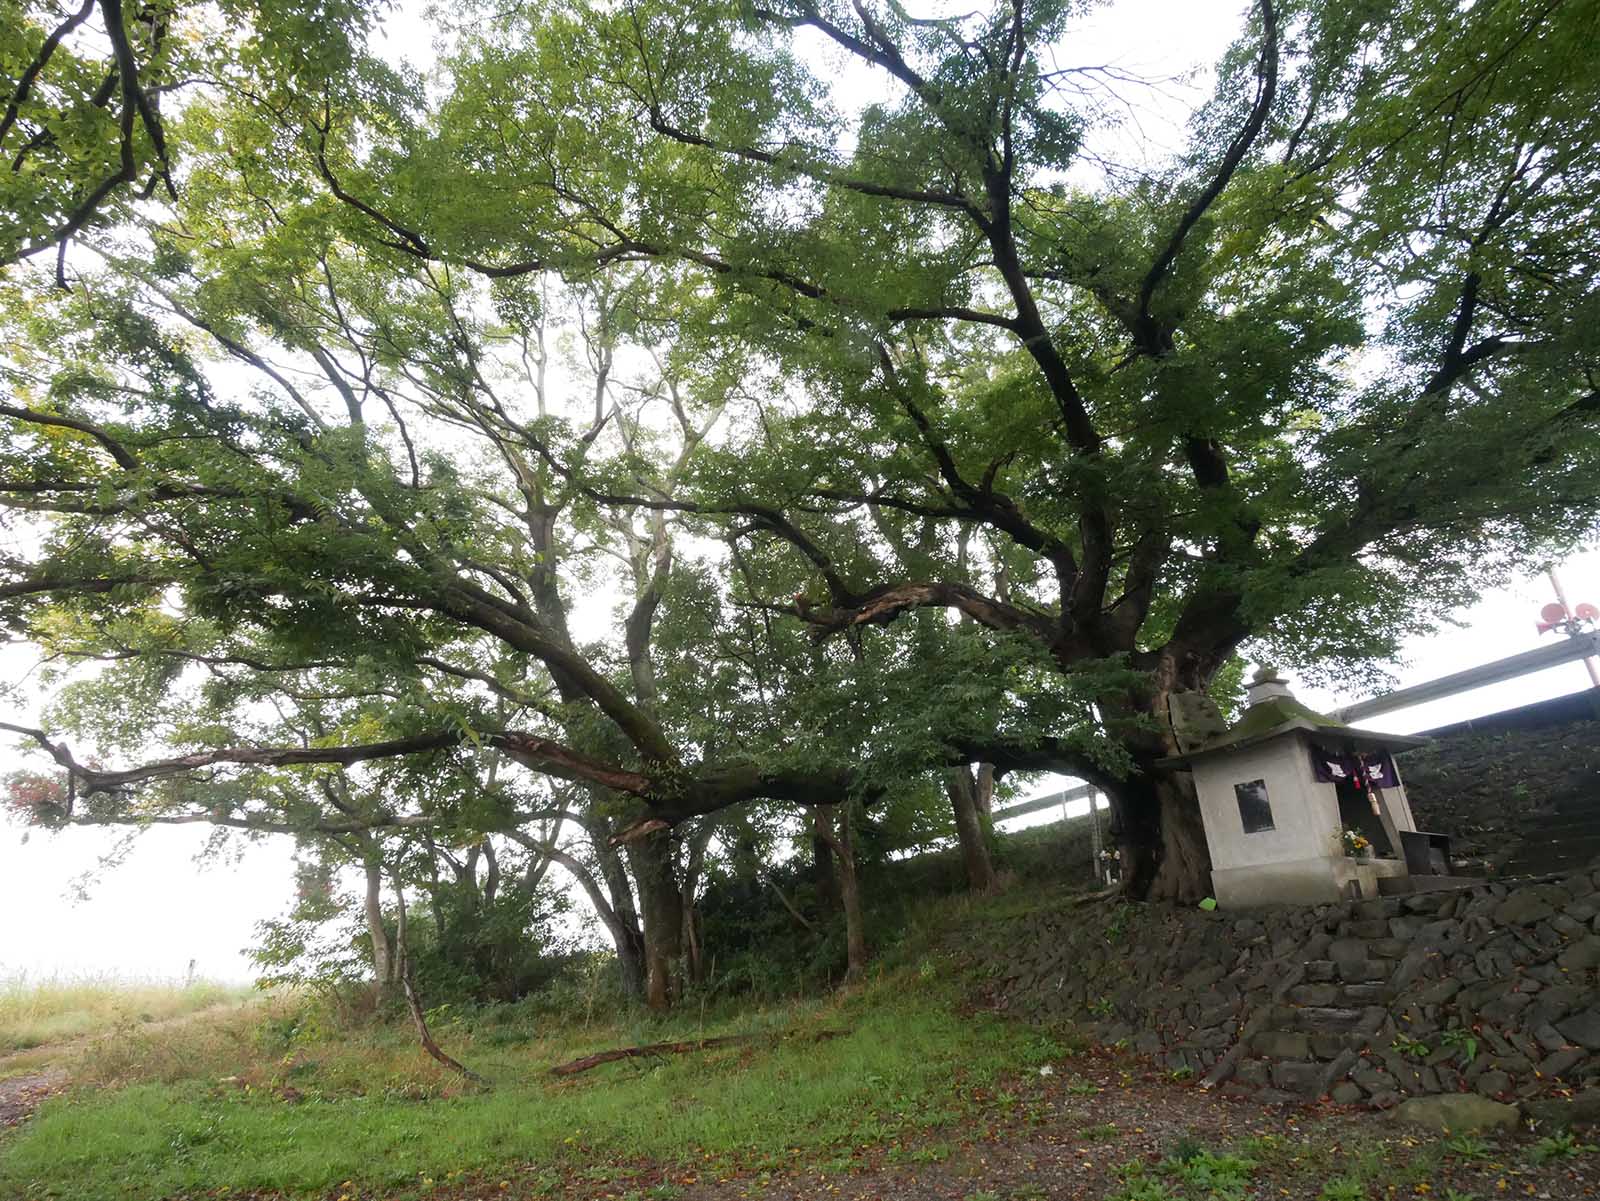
[4,0,1595,984]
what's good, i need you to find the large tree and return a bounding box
[355,0,1599,897]
[1,0,374,280]
[0,63,1032,1001]
[5,0,1599,912]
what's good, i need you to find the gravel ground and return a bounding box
[0,1069,67,1129]
[4,1047,1595,1199]
[521,1052,1600,1201]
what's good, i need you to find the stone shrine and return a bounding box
[1165,668,1455,907]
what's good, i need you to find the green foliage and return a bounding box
[0,967,1052,1200]
[1391,1033,1430,1059]
[1528,1131,1597,1164]
[1164,1150,1255,1198]
[1111,1146,1255,1201]
[407,878,577,1006]
[1168,1134,1206,1163]
[6,0,1600,1005]
[1440,1027,1479,1065]
[1104,904,1139,944]
[1317,1177,1367,1201]
[1442,1133,1490,1160]
[1108,1178,1178,1201]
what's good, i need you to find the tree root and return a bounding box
[549,1028,846,1077]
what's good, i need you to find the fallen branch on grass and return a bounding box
[549,1028,848,1077]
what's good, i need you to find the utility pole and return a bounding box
[1548,566,1600,688]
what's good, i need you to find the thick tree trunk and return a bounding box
[812,827,839,911]
[1099,654,1221,904]
[1114,764,1213,903]
[627,834,684,1011]
[363,857,397,1003]
[817,806,866,982]
[594,838,647,1000]
[614,918,648,1001]
[680,820,713,987]
[1150,769,1213,901]
[945,764,998,893]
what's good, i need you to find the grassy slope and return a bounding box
[0,958,1069,1201]
[0,977,251,1055]
[3,876,1597,1201]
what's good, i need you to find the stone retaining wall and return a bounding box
[965,868,1600,1107]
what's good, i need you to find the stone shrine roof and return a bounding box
[1159,691,1430,767]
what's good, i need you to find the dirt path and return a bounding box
[459,1055,1600,1201]
[0,1068,67,1129]
[679,1068,1597,1200]
[0,998,254,1130]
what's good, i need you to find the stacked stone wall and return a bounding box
[966,868,1600,1107]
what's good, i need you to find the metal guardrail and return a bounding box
[992,781,1099,824]
[996,633,1600,823]
[1333,632,1600,722]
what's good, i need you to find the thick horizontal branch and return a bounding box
[59,809,444,836]
[887,305,1019,330]
[0,573,171,600]
[646,108,981,216]
[1,721,462,794]
[798,579,1055,643]
[0,402,139,469]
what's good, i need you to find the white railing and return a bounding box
[1333,631,1600,722]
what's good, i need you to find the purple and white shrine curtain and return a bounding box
[1309,745,1399,789]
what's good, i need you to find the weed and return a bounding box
[1391,1033,1431,1059]
[1108,1181,1177,1201]
[1528,1131,1597,1164]
[1168,1134,1205,1163]
[1318,1176,1367,1201]
[1234,1133,1285,1160]
[1165,1150,1255,1199]
[1440,1027,1479,1065]
[1080,1122,1120,1141]
[1018,1032,1070,1066]
[1443,1132,1491,1160]
[1107,1163,1176,1201]
[1065,1076,1100,1096]
[1167,1064,1194,1081]
[1104,905,1137,944]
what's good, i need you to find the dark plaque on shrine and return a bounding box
[1234,778,1275,833]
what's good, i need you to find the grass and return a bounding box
[0,973,252,1057]
[0,964,1075,1201]
[1107,1148,1257,1201]
[2,877,1588,1201]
